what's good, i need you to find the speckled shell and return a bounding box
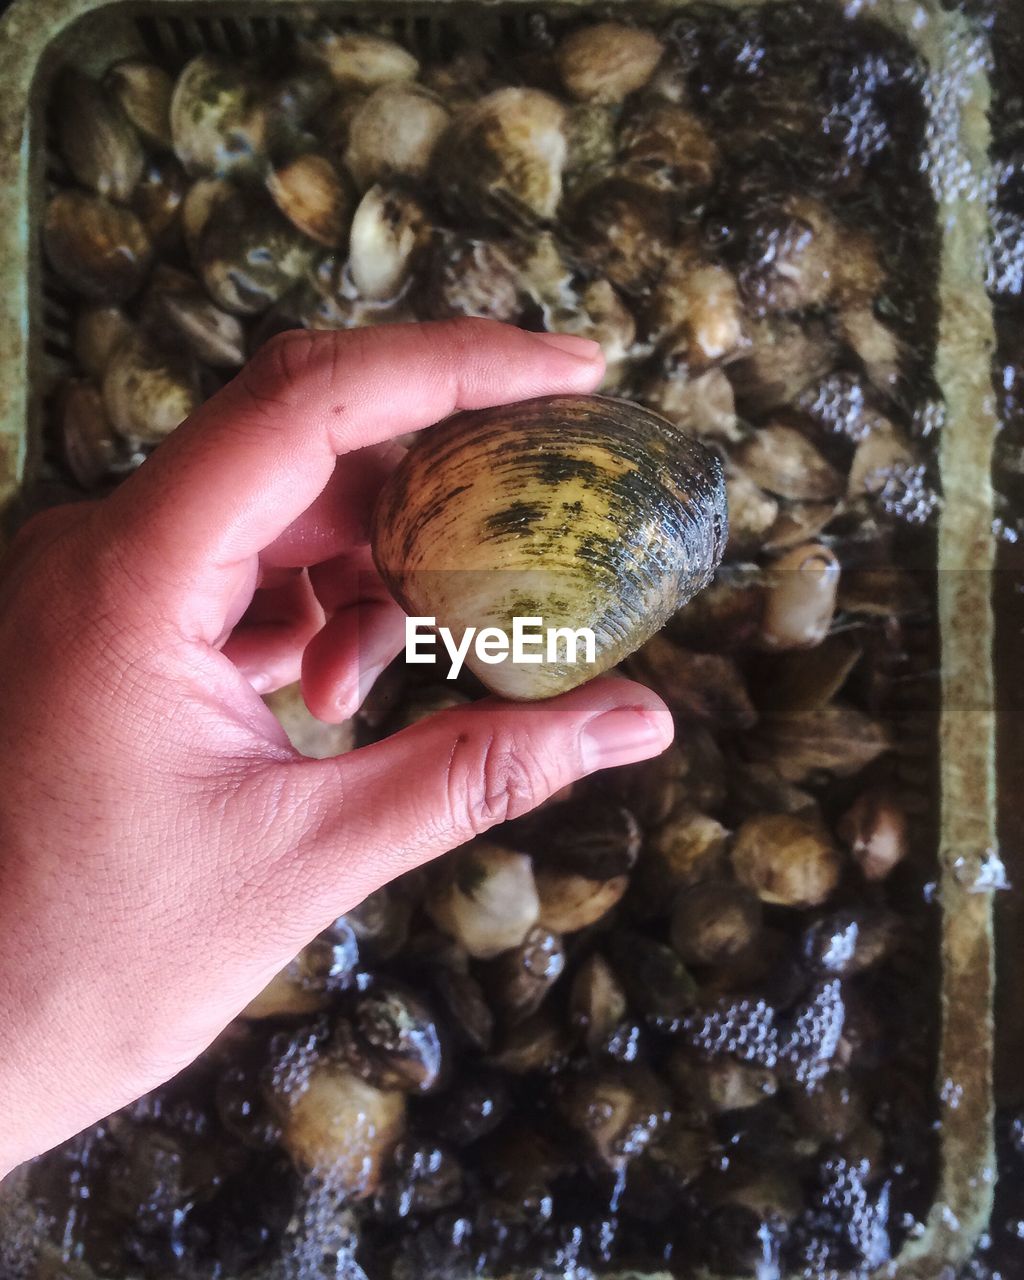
[371,394,728,700]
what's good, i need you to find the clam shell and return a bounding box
[371,394,727,700]
[348,183,428,301]
[555,22,664,104]
[344,82,449,190]
[131,154,187,249]
[43,192,153,302]
[142,267,247,368]
[102,330,200,445]
[266,153,352,248]
[438,87,567,225]
[56,69,145,202]
[196,194,318,315]
[297,29,419,91]
[57,378,141,489]
[105,60,174,150]
[170,54,266,177]
[73,304,133,380]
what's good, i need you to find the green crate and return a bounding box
[0,1,1000,1276]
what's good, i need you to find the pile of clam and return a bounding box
[33,9,944,1279]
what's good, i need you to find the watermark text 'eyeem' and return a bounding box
[406,616,597,680]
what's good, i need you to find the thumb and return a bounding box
[251,677,674,933]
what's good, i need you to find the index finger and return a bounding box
[93,321,604,638]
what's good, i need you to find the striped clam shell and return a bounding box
[371,394,728,700]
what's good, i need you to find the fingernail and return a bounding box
[357,661,387,709]
[533,332,603,361]
[580,706,672,772]
[334,662,386,719]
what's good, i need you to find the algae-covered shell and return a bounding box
[371,394,727,700]
[170,53,267,177]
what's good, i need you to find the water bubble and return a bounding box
[798,372,880,441]
[951,846,1010,893]
[873,462,942,525]
[681,998,779,1069]
[0,1178,46,1280]
[987,210,1024,297]
[911,398,947,439]
[276,1174,365,1280]
[920,27,994,210]
[780,980,846,1087]
[266,1020,327,1102]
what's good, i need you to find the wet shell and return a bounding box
[266,153,352,248]
[344,82,450,190]
[555,23,664,104]
[170,54,266,177]
[73,305,133,380]
[102,330,201,445]
[196,194,318,315]
[144,269,247,368]
[371,395,727,700]
[44,191,153,302]
[241,965,329,1019]
[105,59,175,150]
[56,70,145,202]
[278,1062,406,1193]
[439,87,567,224]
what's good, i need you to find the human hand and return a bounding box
[0,319,674,1175]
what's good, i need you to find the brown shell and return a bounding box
[43,192,153,302]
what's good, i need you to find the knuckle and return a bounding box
[439,315,500,344]
[240,329,320,414]
[434,316,499,364]
[10,504,78,554]
[446,723,550,838]
[3,502,93,579]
